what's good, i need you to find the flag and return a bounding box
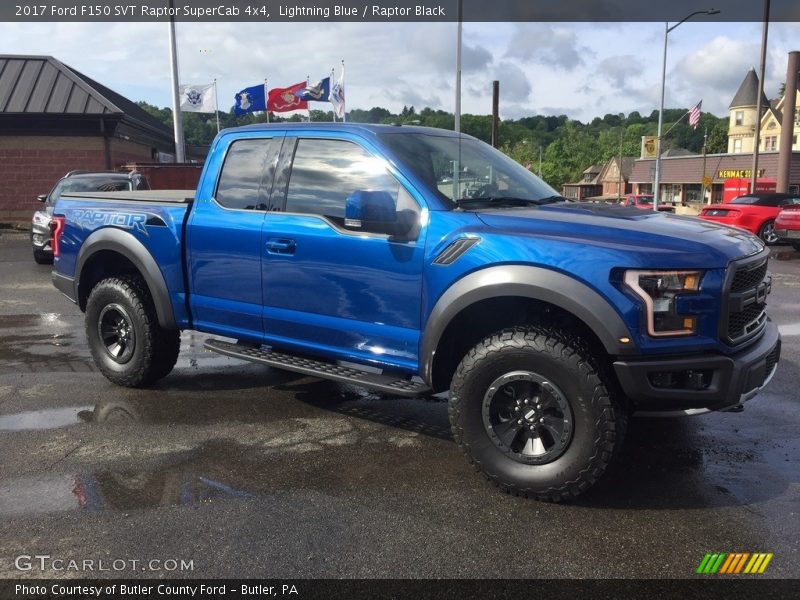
[689,100,702,129]
[295,77,331,102]
[268,82,308,113]
[179,83,215,113]
[234,84,266,115]
[330,66,345,119]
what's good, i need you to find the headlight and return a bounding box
[624,270,703,337]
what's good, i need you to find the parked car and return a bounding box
[619,194,674,212]
[50,124,779,502]
[31,171,149,264]
[774,205,800,251]
[698,192,800,244]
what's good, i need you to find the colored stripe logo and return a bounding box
[696,552,773,574]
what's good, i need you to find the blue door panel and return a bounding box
[262,213,425,369]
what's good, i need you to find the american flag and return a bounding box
[689,100,702,129]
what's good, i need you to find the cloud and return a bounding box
[504,24,592,71]
[670,36,761,114]
[492,62,532,100]
[596,55,645,88]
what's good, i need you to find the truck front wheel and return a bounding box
[448,326,625,502]
[85,275,180,387]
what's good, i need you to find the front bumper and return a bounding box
[613,320,780,414]
[774,228,800,241]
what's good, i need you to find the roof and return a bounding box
[598,155,636,182]
[628,151,800,184]
[729,68,769,109]
[661,148,697,157]
[0,55,170,136]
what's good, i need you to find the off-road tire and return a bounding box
[792,242,800,253]
[449,325,624,502]
[85,275,180,387]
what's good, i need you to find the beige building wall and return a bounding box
[727,106,759,153]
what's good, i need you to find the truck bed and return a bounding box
[60,190,195,203]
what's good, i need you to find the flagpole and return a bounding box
[213,79,220,133]
[455,0,462,133]
[264,78,269,123]
[341,60,346,123]
[306,75,312,122]
[331,67,336,122]
[167,0,185,163]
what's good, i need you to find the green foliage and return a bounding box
[138,100,728,190]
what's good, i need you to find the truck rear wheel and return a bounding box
[85,275,180,387]
[448,326,624,502]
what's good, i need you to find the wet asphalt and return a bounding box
[0,231,798,580]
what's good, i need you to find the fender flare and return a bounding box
[420,265,634,385]
[74,227,177,329]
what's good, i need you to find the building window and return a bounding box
[764,136,777,151]
[735,111,744,126]
[733,139,742,153]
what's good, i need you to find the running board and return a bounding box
[203,338,431,398]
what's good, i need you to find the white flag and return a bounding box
[329,66,345,119]
[179,83,215,113]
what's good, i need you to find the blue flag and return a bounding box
[234,85,266,115]
[295,77,331,102]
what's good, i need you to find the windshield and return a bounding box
[637,196,654,204]
[378,132,560,209]
[730,196,759,205]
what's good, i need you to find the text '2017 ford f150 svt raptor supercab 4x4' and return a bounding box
[50,124,781,501]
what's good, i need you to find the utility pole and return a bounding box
[751,0,770,194]
[167,0,185,162]
[617,128,624,201]
[491,80,499,148]
[538,145,543,178]
[701,127,709,204]
[454,0,462,133]
[777,51,799,193]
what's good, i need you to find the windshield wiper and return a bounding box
[456,195,567,208]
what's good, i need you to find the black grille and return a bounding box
[727,303,766,339]
[731,261,768,292]
[722,256,769,345]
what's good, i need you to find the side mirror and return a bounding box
[345,191,416,240]
[37,194,47,203]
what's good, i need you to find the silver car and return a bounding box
[32,171,149,264]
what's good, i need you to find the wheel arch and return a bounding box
[421,265,634,391]
[75,228,177,329]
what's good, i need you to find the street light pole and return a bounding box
[652,9,720,211]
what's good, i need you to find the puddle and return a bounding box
[0,406,93,431]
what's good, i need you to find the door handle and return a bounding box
[265,238,296,254]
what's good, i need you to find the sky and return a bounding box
[1,20,798,122]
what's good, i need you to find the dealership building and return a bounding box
[629,69,800,204]
[0,55,175,224]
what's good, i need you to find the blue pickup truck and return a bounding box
[50,123,780,501]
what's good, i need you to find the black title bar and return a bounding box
[3,0,800,22]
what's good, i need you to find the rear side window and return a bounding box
[216,138,275,210]
[285,138,401,223]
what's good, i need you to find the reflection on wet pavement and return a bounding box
[0,405,92,431]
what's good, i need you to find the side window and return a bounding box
[285,139,403,227]
[216,138,274,210]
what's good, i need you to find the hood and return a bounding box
[474,202,764,266]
